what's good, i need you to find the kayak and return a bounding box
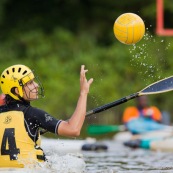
[150,137,173,152]
[41,138,88,153]
[126,117,166,134]
[121,129,173,149]
[113,131,133,142]
[41,137,108,153]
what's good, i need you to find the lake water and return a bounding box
[2,137,173,173]
[42,137,173,173]
[83,141,173,173]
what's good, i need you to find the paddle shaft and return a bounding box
[86,92,139,117]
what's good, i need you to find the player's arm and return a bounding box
[58,65,93,137]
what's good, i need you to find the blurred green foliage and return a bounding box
[0,0,173,138]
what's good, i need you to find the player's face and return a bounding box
[23,79,39,100]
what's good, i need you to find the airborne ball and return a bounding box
[113,13,145,45]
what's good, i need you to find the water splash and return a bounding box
[129,29,171,83]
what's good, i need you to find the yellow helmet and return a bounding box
[0,64,35,100]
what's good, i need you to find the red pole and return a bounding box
[156,0,164,34]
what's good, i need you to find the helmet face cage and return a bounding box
[22,71,44,100]
[0,65,44,101]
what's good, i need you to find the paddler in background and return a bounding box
[0,64,93,168]
[122,96,163,134]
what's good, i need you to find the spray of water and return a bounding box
[129,27,171,84]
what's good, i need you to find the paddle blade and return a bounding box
[87,125,126,135]
[139,76,173,96]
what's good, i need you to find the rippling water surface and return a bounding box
[2,138,173,173]
[83,141,173,173]
[42,138,173,173]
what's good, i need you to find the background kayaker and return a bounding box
[0,64,93,167]
[123,96,162,123]
[122,96,163,134]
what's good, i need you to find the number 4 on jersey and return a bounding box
[1,128,20,160]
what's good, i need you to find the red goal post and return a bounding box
[156,0,173,36]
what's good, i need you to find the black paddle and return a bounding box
[41,76,173,135]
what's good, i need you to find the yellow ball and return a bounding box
[113,13,145,45]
